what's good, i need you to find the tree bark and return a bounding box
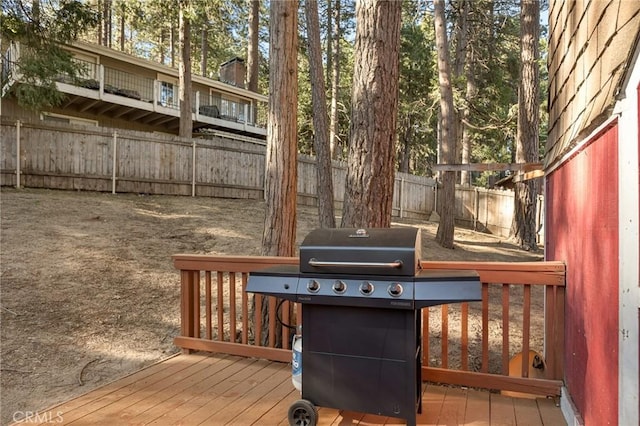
[178,0,192,139]
[247,0,260,124]
[325,0,333,86]
[262,0,298,258]
[200,27,208,76]
[170,25,176,68]
[329,0,341,159]
[260,0,298,348]
[304,0,336,228]
[454,0,470,186]
[511,0,540,251]
[247,0,260,93]
[102,0,111,47]
[434,0,456,249]
[341,0,401,229]
[119,3,125,51]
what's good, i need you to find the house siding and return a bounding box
[545,123,619,425]
[546,0,640,168]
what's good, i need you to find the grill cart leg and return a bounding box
[288,399,317,426]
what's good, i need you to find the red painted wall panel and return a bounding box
[546,123,619,425]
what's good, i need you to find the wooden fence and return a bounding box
[171,254,565,397]
[0,119,536,236]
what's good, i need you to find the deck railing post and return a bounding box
[545,284,565,380]
[180,270,199,354]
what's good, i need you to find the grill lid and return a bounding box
[299,227,421,276]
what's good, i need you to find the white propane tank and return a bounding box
[292,330,302,392]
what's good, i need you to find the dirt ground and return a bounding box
[0,188,542,425]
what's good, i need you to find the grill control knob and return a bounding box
[388,282,403,297]
[332,280,347,294]
[307,279,320,293]
[359,281,374,296]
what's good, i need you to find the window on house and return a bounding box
[158,74,179,109]
[160,81,175,107]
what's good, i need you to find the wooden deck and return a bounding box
[23,352,567,426]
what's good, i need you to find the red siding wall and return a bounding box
[546,122,619,425]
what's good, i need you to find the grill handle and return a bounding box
[307,258,403,269]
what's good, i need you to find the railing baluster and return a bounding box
[241,273,249,344]
[268,296,277,347]
[544,284,559,379]
[461,302,469,371]
[254,293,263,346]
[422,307,430,367]
[441,305,449,369]
[229,272,237,343]
[502,284,510,375]
[193,272,200,339]
[481,282,489,373]
[282,300,291,349]
[217,271,224,341]
[205,271,212,340]
[521,284,532,377]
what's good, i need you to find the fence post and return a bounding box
[112,131,117,194]
[15,120,21,189]
[398,178,404,219]
[474,187,479,231]
[192,140,196,197]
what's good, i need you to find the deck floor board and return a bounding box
[21,353,566,426]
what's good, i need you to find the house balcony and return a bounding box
[1,46,267,139]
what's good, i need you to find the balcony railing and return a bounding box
[172,255,565,397]
[3,48,267,130]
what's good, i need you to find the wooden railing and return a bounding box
[172,255,565,397]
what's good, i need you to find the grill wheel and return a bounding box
[288,399,318,426]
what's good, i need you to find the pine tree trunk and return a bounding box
[200,27,208,76]
[247,0,260,93]
[178,0,192,139]
[119,4,125,52]
[329,0,341,159]
[325,0,333,87]
[159,30,166,64]
[170,26,176,68]
[454,0,470,186]
[511,0,540,251]
[434,0,456,249]
[259,0,298,347]
[102,0,111,47]
[305,0,336,229]
[247,0,260,124]
[341,0,401,229]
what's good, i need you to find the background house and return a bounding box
[546,1,639,424]
[1,41,267,139]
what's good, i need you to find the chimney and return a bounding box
[219,57,246,88]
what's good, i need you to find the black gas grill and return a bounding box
[246,227,481,426]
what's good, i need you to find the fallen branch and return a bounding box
[1,305,19,316]
[1,368,32,374]
[78,359,100,386]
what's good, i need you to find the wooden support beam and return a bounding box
[512,169,545,182]
[432,162,543,172]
